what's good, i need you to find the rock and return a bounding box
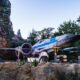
[16,63,34,80]
[0,37,7,48]
[0,0,14,47]
[0,62,17,80]
[0,62,80,80]
[33,62,80,80]
[32,62,58,80]
[0,62,34,80]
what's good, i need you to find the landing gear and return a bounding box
[39,56,49,63]
[15,51,27,66]
[39,51,49,63]
[15,51,21,63]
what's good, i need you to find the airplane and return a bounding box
[0,33,80,62]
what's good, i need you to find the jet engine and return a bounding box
[16,43,32,56]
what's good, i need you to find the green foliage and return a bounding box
[74,40,80,46]
[27,27,54,45]
[53,31,61,37]
[32,59,38,67]
[58,20,80,35]
[16,60,26,67]
[77,16,80,23]
[56,20,80,47]
[39,27,54,39]
[27,29,38,45]
[17,29,22,39]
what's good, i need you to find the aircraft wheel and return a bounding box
[39,51,49,63]
[39,56,49,63]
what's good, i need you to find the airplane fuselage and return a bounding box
[32,34,80,56]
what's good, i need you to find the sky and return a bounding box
[9,0,80,39]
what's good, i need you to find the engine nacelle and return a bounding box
[21,43,32,55]
[16,43,32,56]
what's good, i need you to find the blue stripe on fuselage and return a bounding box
[32,38,57,49]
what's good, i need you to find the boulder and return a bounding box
[0,0,14,48]
[33,62,80,80]
[0,62,80,80]
[0,62,34,80]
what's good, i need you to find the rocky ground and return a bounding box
[0,62,80,80]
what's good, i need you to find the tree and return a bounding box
[39,27,54,39]
[77,16,80,23]
[58,20,80,35]
[11,29,27,47]
[17,29,22,39]
[57,20,80,47]
[27,27,54,45]
[53,31,61,37]
[27,29,38,45]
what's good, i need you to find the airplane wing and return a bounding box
[62,47,80,51]
[0,48,15,50]
[0,43,33,56]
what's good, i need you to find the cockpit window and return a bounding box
[39,40,43,43]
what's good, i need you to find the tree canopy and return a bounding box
[58,20,80,35]
[27,27,54,45]
[27,17,80,46]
